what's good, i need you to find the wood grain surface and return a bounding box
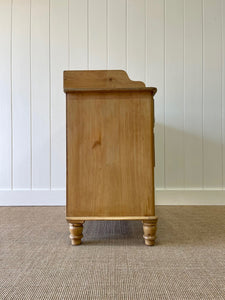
[66,90,155,218]
[64,70,157,94]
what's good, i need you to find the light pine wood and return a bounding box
[66,216,156,221]
[64,70,157,94]
[64,70,157,245]
[142,217,158,246]
[66,91,155,218]
[69,221,85,245]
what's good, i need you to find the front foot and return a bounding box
[142,217,158,246]
[69,221,85,245]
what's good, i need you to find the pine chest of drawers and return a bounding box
[64,70,158,246]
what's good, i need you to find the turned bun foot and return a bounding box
[142,217,158,246]
[69,222,85,245]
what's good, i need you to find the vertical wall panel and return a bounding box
[89,0,107,69]
[146,0,165,188]
[31,0,50,188]
[165,0,184,188]
[50,0,68,189]
[69,0,88,70]
[222,0,225,189]
[12,0,31,189]
[108,0,126,69]
[1,0,225,201]
[184,0,203,188]
[0,0,11,189]
[127,0,146,82]
[203,0,222,188]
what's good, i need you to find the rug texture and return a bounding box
[0,206,225,299]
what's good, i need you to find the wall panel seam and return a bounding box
[164,0,166,188]
[201,0,204,189]
[30,0,32,189]
[219,0,223,188]
[68,0,70,69]
[202,0,205,189]
[221,0,224,189]
[145,0,148,85]
[106,0,108,69]
[125,0,128,71]
[183,0,186,189]
[87,0,89,69]
[163,0,165,189]
[10,0,13,190]
[49,0,52,189]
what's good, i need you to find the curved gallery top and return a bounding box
[63,70,157,95]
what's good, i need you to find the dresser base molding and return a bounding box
[67,216,158,246]
[66,216,157,221]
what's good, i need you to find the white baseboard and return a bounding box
[0,190,66,206]
[156,190,225,205]
[0,189,224,206]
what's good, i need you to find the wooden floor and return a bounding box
[0,206,225,299]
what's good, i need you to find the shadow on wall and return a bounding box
[154,122,224,189]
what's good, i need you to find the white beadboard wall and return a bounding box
[0,0,225,205]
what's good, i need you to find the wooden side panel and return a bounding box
[0,0,11,188]
[67,92,154,217]
[165,0,184,188]
[12,0,31,189]
[31,0,50,188]
[64,70,146,92]
[184,0,203,188]
[50,0,68,189]
[203,0,222,187]
[146,0,165,188]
